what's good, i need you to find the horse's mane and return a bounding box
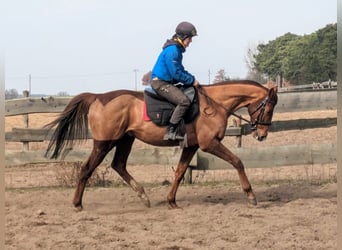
[204,80,267,89]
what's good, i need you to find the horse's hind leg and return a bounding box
[73,140,115,211]
[111,134,151,207]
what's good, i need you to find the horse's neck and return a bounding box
[203,84,266,112]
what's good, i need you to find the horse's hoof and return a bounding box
[142,198,151,208]
[247,197,257,206]
[168,202,182,209]
[74,205,83,212]
[139,194,151,208]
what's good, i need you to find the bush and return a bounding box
[54,161,102,187]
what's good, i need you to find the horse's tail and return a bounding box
[45,92,97,159]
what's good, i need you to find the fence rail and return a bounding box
[5,117,337,143]
[5,96,70,116]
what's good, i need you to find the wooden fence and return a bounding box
[5,89,337,183]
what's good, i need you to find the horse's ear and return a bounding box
[268,86,278,105]
[269,85,278,95]
[267,86,278,102]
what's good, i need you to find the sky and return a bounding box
[2,0,337,95]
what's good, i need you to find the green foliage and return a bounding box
[252,23,336,85]
[255,32,299,78]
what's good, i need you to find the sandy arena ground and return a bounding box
[5,110,337,249]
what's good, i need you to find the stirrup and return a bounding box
[163,123,184,141]
[163,133,184,141]
[163,132,176,140]
[175,134,184,140]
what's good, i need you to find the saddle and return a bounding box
[143,86,199,126]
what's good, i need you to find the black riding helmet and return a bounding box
[175,21,198,40]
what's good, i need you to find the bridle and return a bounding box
[197,86,275,131]
[247,96,274,130]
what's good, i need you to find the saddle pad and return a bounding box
[143,102,151,121]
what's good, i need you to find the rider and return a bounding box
[151,21,200,140]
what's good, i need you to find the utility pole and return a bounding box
[28,74,31,94]
[208,69,211,84]
[133,69,138,91]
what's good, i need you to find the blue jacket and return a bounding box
[151,40,195,85]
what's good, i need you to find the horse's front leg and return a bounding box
[167,146,199,208]
[201,139,257,206]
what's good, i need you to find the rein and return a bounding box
[196,86,272,130]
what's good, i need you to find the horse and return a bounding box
[45,80,278,211]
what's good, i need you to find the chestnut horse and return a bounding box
[45,80,278,210]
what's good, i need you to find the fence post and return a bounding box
[184,167,193,184]
[22,90,30,151]
[233,118,242,148]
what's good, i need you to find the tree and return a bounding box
[254,32,299,85]
[213,69,230,83]
[5,89,19,99]
[313,23,337,81]
[245,70,267,84]
[250,23,336,86]
[282,24,336,84]
[245,44,267,84]
[57,91,69,96]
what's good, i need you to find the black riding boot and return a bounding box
[163,123,184,140]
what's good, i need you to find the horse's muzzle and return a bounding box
[256,135,267,141]
[253,131,267,141]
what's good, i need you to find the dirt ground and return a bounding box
[5,182,337,250]
[5,110,337,249]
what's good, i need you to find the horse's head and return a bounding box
[247,86,278,141]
